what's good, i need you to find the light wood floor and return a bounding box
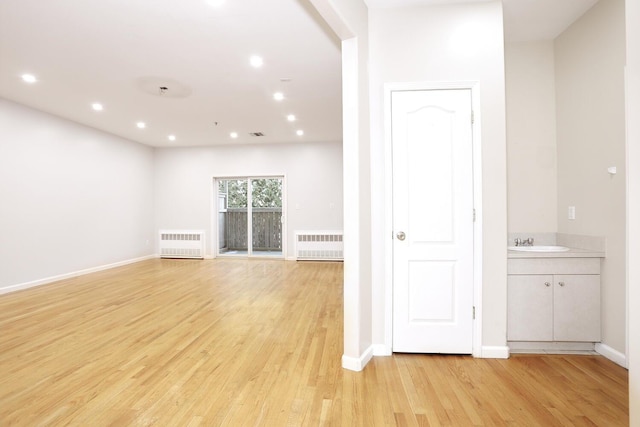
[0,259,628,426]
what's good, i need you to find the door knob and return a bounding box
[396,231,406,241]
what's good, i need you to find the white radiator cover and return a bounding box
[295,231,343,261]
[159,230,205,259]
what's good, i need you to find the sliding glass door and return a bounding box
[217,179,249,255]
[217,177,283,258]
[251,178,283,256]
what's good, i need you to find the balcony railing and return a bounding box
[218,208,282,251]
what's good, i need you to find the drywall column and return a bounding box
[340,36,371,370]
[309,0,374,371]
[626,0,640,422]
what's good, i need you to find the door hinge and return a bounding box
[473,208,476,222]
[473,306,476,320]
[471,110,475,124]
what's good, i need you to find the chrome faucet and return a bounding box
[514,237,534,247]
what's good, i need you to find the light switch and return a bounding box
[568,206,576,220]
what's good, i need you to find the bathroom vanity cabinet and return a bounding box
[508,274,600,342]
[507,255,602,344]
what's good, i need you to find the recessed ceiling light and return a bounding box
[21,74,37,84]
[168,135,176,141]
[287,114,296,122]
[273,92,284,101]
[91,103,103,111]
[249,55,263,68]
[296,130,304,136]
[136,122,146,129]
[230,132,238,139]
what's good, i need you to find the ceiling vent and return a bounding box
[249,132,265,137]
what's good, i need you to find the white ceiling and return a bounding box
[0,0,598,148]
[0,0,343,147]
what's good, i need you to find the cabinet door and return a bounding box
[507,275,553,341]
[553,275,601,342]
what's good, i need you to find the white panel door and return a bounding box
[392,89,474,353]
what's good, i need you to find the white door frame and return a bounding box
[384,81,483,357]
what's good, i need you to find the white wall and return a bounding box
[153,142,343,259]
[626,0,640,421]
[555,0,627,356]
[368,1,508,353]
[505,41,558,233]
[0,99,155,293]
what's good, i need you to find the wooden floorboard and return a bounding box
[0,259,629,426]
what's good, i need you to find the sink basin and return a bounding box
[508,245,570,252]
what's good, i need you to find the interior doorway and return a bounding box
[216,177,285,258]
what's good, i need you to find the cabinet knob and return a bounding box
[544,282,551,287]
[558,281,565,287]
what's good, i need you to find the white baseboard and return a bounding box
[508,341,595,352]
[372,344,392,356]
[342,346,374,371]
[595,343,627,368]
[0,255,156,295]
[481,345,510,359]
[350,345,509,362]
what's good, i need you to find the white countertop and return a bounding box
[507,247,605,259]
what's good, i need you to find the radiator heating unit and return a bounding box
[159,230,205,259]
[295,231,343,261]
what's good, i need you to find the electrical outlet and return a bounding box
[568,206,576,220]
